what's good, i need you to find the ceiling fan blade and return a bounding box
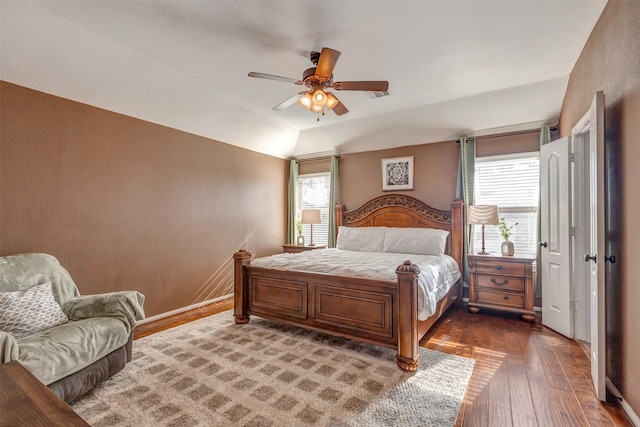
[248,72,302,85]
[332,101,349,116]
[315,48,341,79]
[332,81,389,92]
[272,93,301,111]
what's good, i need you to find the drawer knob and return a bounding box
[490,277,509,285]
[503,295,509,300]
[495,265,503,270]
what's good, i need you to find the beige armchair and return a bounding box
[0,253,145,402]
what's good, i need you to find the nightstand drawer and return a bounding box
[474,261,524,276]
[477,291,524,308]
[477,274,524,292]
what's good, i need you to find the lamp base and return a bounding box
[477,250,491,255]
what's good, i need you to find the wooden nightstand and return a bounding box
[467,254,535,321]
[282,244,326,253]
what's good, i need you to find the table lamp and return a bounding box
[301,209,322,246]
[467,205,499,255]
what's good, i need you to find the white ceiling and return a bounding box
[0,1,607,159]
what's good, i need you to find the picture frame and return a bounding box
[381,156,414,191]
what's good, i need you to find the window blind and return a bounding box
[297,173,331,246]
[473,153,539,258]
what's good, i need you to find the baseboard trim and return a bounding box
[137,294,233,325]
[607,377,640,426]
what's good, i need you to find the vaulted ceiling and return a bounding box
[0,1,607,159]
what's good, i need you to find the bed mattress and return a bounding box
[251,248,461,320]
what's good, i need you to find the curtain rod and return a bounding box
[475,129,540,141]
[296,155,341,163]
[459,128,546,143]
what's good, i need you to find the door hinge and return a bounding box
[569,226,577,237]
[569,153,577,162]
[570,300,582,312]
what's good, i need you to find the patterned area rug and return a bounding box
[70,310,474,426]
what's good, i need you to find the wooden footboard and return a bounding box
[233,195,463,372]
[233,251,423,371]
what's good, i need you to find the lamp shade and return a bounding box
[298,93,313,110]
[312,88,328,106]
[325,92,339,111]
[310,104,324,114]
[467,205,499,225]
[301,209,322,224]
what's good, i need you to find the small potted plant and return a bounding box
[296,220,305,246]
[498,217,518,256]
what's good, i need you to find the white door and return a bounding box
[540,137,572,338]
[579,91,606,401]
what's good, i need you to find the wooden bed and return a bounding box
[233,194,463,371]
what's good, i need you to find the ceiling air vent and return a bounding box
[365,91,390,99]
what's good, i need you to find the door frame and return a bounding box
[570,122,591,342]
[570,91,605,401]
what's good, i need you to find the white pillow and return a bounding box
[0,281,69,339]
[383,227,450,256]
[336,226,387,252]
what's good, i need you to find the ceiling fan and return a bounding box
[248,47,389,120]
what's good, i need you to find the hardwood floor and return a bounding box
[135,300,632,426]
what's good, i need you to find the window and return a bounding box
[297,173,330,246]
[473,152,539,258]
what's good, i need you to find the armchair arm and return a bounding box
[0,331,19,363]
[63,291,145,333]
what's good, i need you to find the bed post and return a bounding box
[450,199,464,300]
[396,261,420,372]
[335,203,344,240]
[233,250,252,324]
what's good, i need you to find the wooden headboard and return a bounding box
[335,194,463,270]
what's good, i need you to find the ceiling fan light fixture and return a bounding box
[312,88,328,106]
[298,93,313,110]
[325,92,339,111]
[249,46,388,120]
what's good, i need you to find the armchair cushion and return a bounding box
[0,282,68,338]
[16,317,129,385]
[0,254,79,305]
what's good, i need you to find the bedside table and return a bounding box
[467,254,535,322]
[282,244,326,253]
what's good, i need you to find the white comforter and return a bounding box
[251,248,461,321]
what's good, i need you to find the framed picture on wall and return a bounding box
[381,156,414,191]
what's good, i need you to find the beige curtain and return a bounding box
[286,160,299,244]
[328,155,340,248]
[456,137,475,285]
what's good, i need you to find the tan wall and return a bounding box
[338,141,460,212]
[558,0,640,414]
[0,82,288,318]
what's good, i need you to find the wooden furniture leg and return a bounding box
[395,261,420,372]
[233,250,252,324]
